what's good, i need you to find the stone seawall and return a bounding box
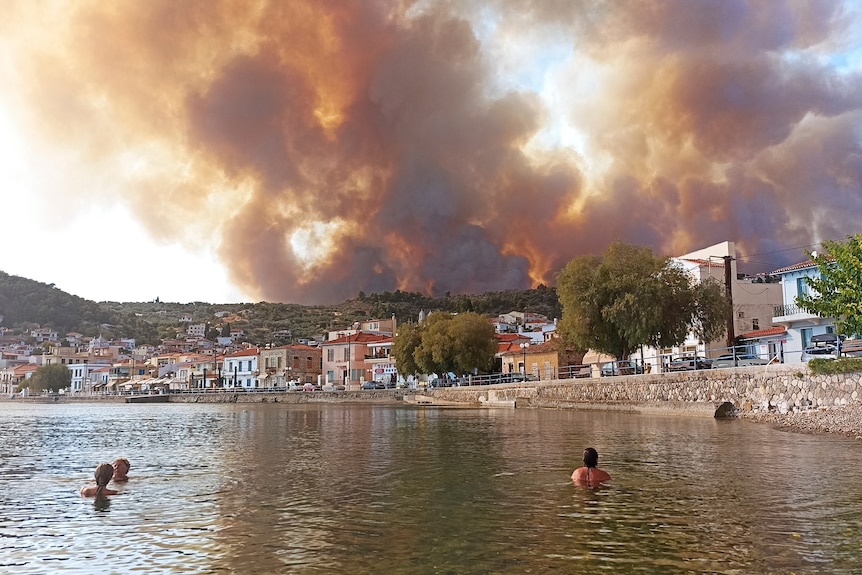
[166,390,406,404]
[422,364,862,417]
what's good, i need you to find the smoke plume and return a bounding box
[3,0,861,303]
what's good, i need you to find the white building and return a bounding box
[223,347,259,388]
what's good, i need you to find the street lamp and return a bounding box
[520,342,530,375]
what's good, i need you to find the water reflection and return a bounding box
[0,401,859,574]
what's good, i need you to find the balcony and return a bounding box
[772,304,825,326]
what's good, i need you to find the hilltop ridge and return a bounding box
[0,270,561,345]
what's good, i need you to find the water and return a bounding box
[1,401,860,574]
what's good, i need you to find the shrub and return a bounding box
[807,357,862,375]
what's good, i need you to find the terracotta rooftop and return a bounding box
[740,326,787,339]
[772,260,817,274]
[225,347,260,358]
[324,332,391,345]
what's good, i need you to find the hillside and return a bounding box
[1,270,562,345]
[0,271,158,342]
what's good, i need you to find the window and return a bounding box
[796,277,809,297]
[327,349,334,362]
[306,356,313,369]
[343,348,349,361]
[752,318,759,330]
[293,356,300,369]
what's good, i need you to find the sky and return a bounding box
[1,0,861,305]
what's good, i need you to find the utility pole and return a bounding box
[724,255,735,349]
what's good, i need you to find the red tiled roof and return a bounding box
[498,340,554,355]
[741,326,786,339]
[225,347,260,358]
[496,333,531,342]
[772,260,817,274]
[325,332,390,345]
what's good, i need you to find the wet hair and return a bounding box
[113,458,130,473]
[94,463,114,496]
[583,447,599,468]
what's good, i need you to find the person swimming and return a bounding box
[571,447,611,486]
[80,463,119,498]
[112,457,130,482]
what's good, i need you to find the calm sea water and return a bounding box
[0,401,860,574]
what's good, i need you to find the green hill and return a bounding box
[0,270,561,346]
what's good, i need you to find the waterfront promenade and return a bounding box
[8,363,861,437]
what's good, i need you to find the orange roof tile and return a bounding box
[741,326,786,339]
[325,333,391,345]
[772,260,817,274]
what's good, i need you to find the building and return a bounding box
[639,241,783,370]
[769,258,838,363]
[321,332,392,389]
[259,344,322,387]
[499,340,560,379]
[223,347,260,389]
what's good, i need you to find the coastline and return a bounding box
[5,388,862,440]
[733,402,862,439]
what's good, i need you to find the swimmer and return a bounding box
[80,463,119,498]
[571,447,611,486]
[112,457,130,482]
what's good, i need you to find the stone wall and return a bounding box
[422,364,862,416]
[166,390,405,404]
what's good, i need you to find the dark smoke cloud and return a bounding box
[5,0,862,303]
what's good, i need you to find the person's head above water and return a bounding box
[112,457,130,481]
[95,463,114,487]
[583,447,599,468]
[88,462,117,497]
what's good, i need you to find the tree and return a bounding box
[392,312,498,376]
[413,312,456,375]
[28,363,71,393]
[556,242,731,359]
[449,312,498,373]
[796,234,862,336]
[392,322,423,375]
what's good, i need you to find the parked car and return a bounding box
[600,360,644,377]
[430,375,460,387]
[801,344,839,362]
[361,381,386,390]
[711,354,769,369]
[302,382,317,391]
[667,356,712,371]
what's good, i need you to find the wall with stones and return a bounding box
[166,390,405,404]
[422,364,862,415]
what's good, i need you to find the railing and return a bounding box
[773,304,810,317]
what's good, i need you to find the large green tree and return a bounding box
[393,312,497,375]
[556,242,731,359]
[391,322,423,375]
[27,363,72,393]
[796,234,862,336]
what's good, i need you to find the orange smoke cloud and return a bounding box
[3,0,861,303]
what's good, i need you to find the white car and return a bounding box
[801,344,839,362]
[711,354,769,369]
